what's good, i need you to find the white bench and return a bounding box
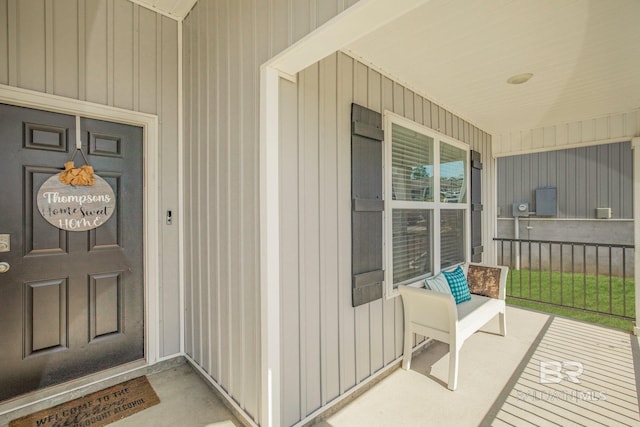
[398,263,508,390]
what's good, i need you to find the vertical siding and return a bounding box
[84,0,108,104]
[52,0,79,98]
[497,142,633,219]
[182,9,192,361]
[279,51,493,425]
[0,0,180,356]
[494,110,640,156]
[182,1,356,425]
[15,0,46,91]
[158,10,180,357]
[185,1,497,425]
[318,52,340,404]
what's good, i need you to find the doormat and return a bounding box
[9,376,160,427]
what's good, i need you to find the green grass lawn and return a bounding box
[505,269,635,332]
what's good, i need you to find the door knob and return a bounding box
[0,262,9,273]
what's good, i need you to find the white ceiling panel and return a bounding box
[345,0,640,134]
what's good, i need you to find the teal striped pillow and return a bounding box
[442,265,471,304]
[425,273,451,295]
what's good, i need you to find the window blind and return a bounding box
[391,124,434,202]
[440,141,467,203]
[392,209,432,285]
[440,209,465,269]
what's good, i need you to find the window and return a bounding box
[384,115,469,294]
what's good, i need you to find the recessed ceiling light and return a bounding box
[507,73,534,85]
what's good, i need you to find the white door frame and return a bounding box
[0,84,160,410]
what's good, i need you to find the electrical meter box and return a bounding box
[536,187,557,216]
[512,201,529,217]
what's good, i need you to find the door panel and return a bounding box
[24,278,68,356]
[0,103,144,402]
[24,122,69,152]
[89,271,123,340]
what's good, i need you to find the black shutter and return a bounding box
[470,150,483,262]
[351,104,384,307]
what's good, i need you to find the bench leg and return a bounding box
[448,342,459,391]
[402,330,413,370]
[499,311,507,336]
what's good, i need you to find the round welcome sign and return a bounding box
[37,174,116,232]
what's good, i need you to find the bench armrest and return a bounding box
[398,284,458,332]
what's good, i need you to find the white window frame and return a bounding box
[383,111,471,298]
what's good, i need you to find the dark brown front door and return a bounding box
[0,104,144,402]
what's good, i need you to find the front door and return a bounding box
[0,104,144,402]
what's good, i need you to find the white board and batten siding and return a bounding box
[279,51,495,426]
[0,0,180,357]
[493,109,640,157]
[181,1,360,425]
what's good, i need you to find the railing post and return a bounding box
[631,137,640,335]
[514,216,520,270]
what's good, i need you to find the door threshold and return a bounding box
[0,356,185,425]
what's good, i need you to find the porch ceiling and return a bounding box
[128,0,196,20]
[344,0,640,135]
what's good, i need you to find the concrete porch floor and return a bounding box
[317,306,640,427]
[108,363,244,427]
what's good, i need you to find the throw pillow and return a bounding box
[467,264,501,298]
[425,273,451,295]
[442,265,472,304]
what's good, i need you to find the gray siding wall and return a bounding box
[497,142,633,219]
[0,0,180,357]
[280,51,494,425]
[181,1,359,424]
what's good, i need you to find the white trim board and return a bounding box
[127,0,196,21]
[631,137,640,336]
[497,218,633,223]
[177,18,186,357]
[0,83,161,400]
[493,109,640,158]
[265,0,428,75]
[493,136,635,159]
[259,66,281,427]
